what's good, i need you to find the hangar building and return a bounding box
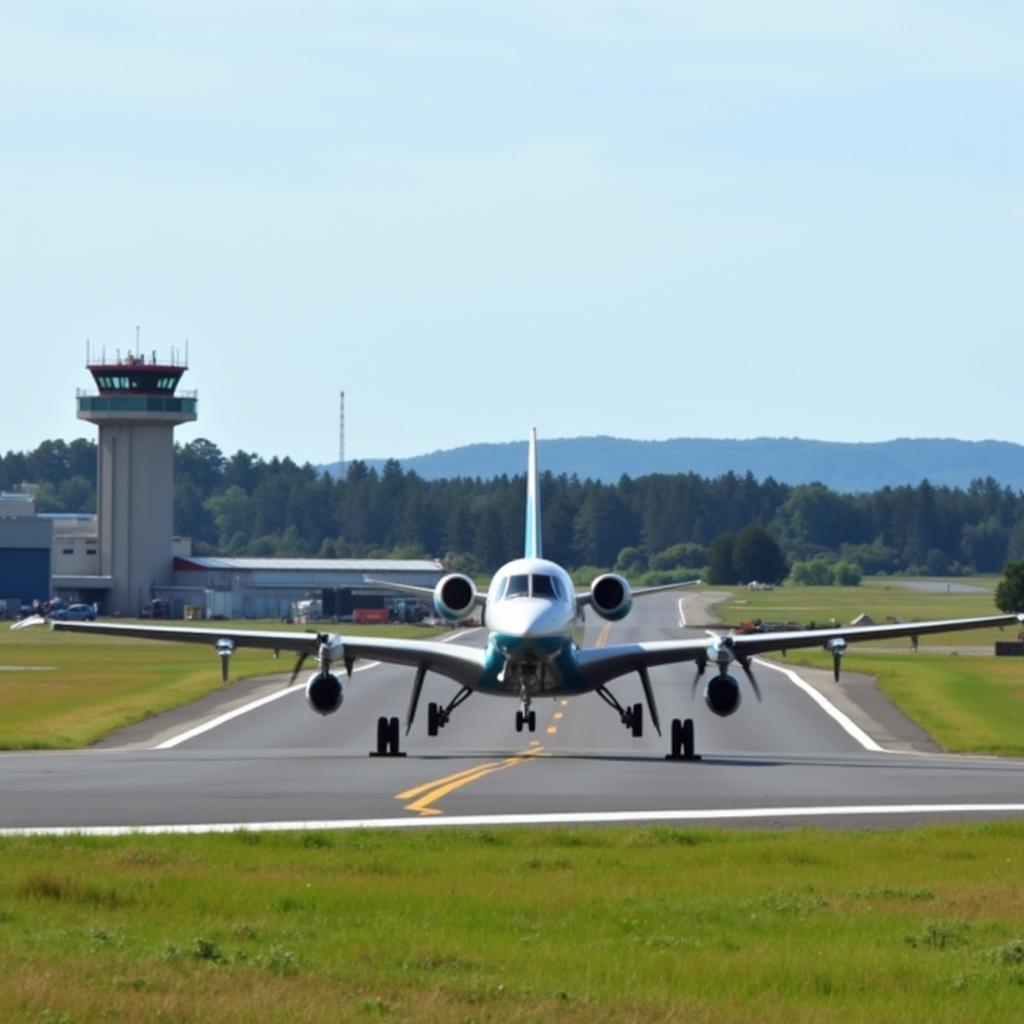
[158,556,444,620]
[0,492,53,615]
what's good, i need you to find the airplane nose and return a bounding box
[492,599,568,657]
[501,599,560,635]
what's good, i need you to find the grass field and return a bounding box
[2,823,1024,1022]
[714,576,1008,648]
[711,578,1024,756]
[0,621,443,750]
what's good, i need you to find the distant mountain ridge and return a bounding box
[322,436,1024,493]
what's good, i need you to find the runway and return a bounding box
[3,592,1024,833]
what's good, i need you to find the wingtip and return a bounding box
[10,614,47,631]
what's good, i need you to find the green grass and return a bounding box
[0,620,443,750]
[710,578,1024,756]
[2,823,1024,1022]
[716,576,1008,648]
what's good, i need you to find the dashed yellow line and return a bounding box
[546,725,558,734]
[396,746,545,816]
[553,712,564,720]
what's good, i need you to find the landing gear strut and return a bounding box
[370,716,405,757]
[666,717,700,761]
[515,707,537,733]
[596,687,644,738]
[426,687,473,737]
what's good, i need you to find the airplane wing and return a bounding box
[363,577,437,599]
[363,576,488,609]
[45,621,488,690]
[575,578,701,606]
[631,579,702,598]
[576,612,1024,690]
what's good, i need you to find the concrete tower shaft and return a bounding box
[77,353,197,615]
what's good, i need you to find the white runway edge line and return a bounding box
[754,657,886,753]
[3,804,1024,838]
[155,628,481,750]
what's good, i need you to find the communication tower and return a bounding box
[339,390,346,475]
[77,348,197,615]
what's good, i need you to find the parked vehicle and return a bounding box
[140,599,171,619]
[50,603,96,622]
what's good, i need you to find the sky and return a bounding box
[2,2,1021,466]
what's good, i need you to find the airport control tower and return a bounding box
[77,351,197,615]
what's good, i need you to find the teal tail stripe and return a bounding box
[524,428,542,559]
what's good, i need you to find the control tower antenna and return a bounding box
[339,390,346,475]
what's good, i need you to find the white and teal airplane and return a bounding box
[23,430,1023,757]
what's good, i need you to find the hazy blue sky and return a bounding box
[2,2,1021,465]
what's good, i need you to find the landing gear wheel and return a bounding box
[527,710,536,733]
[515,710,524,733]
[666,716,700,761]
[630,702,643,738]
[370,716,405,757]
[428,702,440,737]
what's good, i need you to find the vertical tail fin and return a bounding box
[524,428,542,559]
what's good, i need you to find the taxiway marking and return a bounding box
[756,658,884,752]
[155,628,481,749]
[397,746,545,816]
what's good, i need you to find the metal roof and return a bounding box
[175,557,444,572]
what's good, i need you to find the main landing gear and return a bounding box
[666,717,700,761]
[427,687,473,737]
[370,716,405,757]
[596,687,645,738]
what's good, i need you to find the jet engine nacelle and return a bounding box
[589,573,633,621]
[305,671,344,716]
[704,673,741,717]
[433,573,478,622]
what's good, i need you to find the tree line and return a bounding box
[4,437,1024,581]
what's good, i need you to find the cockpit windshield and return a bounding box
[497,573,563,601]
[532,574,561,599]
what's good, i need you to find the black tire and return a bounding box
[428,702,440,737]
[527,710,536,733]
[387,716,400,754]
[682,717,695,758]
[631,702,643,738]
[515,710,524,733]
[670,718,683,758]
[376,716,389,754]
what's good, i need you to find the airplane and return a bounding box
[16,430,1024,758]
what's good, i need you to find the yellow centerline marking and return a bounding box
[397,746,545,817]
[546,726,558,734]
[553,712,564,720]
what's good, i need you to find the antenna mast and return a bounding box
[339,390,346,475]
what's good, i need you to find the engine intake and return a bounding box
[305,671,344,715]
[434,573,477,621]
[704,673,741,717]
[589,573,633,621]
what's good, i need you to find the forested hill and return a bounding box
[4,437,1024,576]
[323,436,1024,492]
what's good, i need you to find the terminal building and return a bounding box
[1,350,442,619]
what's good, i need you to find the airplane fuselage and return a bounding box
[477,556,587,698]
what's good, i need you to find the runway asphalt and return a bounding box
[2,591,1024,833]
